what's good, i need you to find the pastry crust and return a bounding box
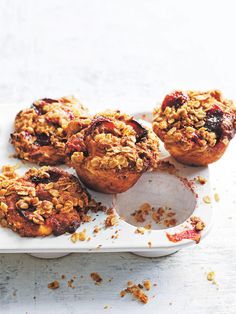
[66,111,160,193]
[153,90,236,166]
[11,97,89,165]
[0,166,104,237]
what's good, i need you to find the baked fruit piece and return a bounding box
[11,97,89,165]
[153,90,236,166]
[0,165,104,237]
[66,111,160,194]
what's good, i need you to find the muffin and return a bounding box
[0,165,104,237]
[11,96,89,165]
[153,90,236,166]
[66,111,160,194]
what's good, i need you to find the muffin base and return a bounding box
[75,166,141,194]
[164,140,228,166]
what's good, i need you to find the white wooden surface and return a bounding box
[0,1,236,313]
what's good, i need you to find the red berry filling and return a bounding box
[205,104,223,138]
[162,91,188,111]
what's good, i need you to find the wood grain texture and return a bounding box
[0,0,236,313]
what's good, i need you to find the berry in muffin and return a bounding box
[153,90,236,166]
[11,96,89,165]
[0,165,105,237]
[66,111,160,193]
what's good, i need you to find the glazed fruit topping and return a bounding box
[30,170,62,184]
[205,104,223,137]
[161,91,188,111]
[66,136,88,155]
[85,117,115,136]
[41,98,59,104]
[126,120,148,142]
[33,98,58,115]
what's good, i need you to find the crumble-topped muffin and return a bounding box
[0,166,104,237]
[153,90,236,166]
[11,96,89,165]
[66,110,160,193]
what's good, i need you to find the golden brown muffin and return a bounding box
[66,111,160,194]
[0,166,104,237]
[153,90,236,166]
[11,97,89,165]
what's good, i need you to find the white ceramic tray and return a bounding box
[0,105,214,258]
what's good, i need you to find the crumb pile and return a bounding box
[131,203,177,228]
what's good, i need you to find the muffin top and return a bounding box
[66,110,160,173]
[0,166,103,237]
[153,90,236,150]
[11,96,89,165]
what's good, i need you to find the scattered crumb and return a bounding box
[203,195,211,204]
[214,193,220,202]
[131,203,151,222]
[47,280,60,290]
[156,160,177,174]
[144,224,152,230]
[195,176,207,185]
[190,216,205,231]
[135,227,145,235]
[143,280,151,291]
[106,207,115,215]
[131,204,177,228]
[93,226,101,234]
[207,271,215,281]
[83,215,92,222]
[105,214,117,228]
[90,272,103,284]
[71,229,87,242]
[104,305,109,309]
[67,279,75,289]
[120,281,150,304]
[61,274,65,280]
[148,241,152,248]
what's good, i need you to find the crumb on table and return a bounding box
[90,272,103,284]
[47,280,60,290]
[120,281,150,304]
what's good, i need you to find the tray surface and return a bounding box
[0,105,213,253]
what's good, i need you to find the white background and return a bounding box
[0,1,236,313]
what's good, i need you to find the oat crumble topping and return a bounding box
[11,96,89,165]
[66,110,160,173]
[0,166,105,237]
[153,90,236,150]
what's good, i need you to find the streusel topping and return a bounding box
[66,110,159,173]
[153,90,236,150]
[11,96,89,165]
[0,166,104,237]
